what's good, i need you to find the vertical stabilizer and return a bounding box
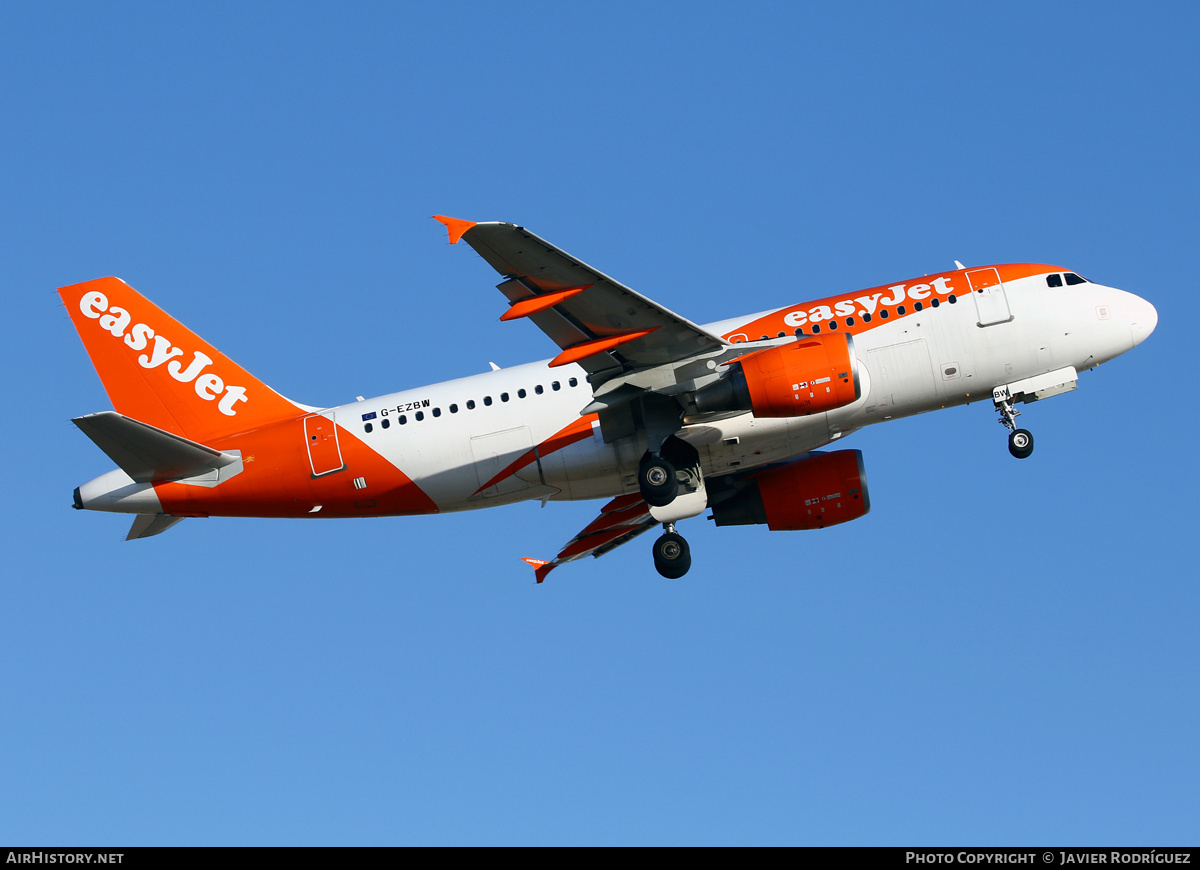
[59,277,303,442]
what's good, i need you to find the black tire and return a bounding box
[653,532,691,579]
[1008,428,1034,459]
[638,453,679,507]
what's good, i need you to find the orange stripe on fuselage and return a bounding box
[727,263,1060,343]
[154,417,439,518]
[472,414,599,497]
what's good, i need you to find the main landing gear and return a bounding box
[653,523,691,579]
[638,452,679,507]
[995,391,1034,459]
[638,436,703,578]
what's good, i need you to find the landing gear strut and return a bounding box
[994,391,1034,459]
[653,523,691,579]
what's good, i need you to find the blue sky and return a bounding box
[2,1,1197,845]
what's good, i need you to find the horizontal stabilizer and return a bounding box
[127,513,185,540]
[73,411,239,483]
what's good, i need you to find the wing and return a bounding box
[435,217,728,375]
[521,493,657,583]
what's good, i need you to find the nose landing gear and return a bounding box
[1007,428,1034,459]
[994,389,1034,459]
[653,523,691,578]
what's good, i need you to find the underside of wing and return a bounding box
[522,493,657,583]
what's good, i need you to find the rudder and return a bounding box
[59,277,304,442]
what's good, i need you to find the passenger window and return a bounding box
[897,305,906,315]
[415,411,424,421]
[846,316,855,326]
[382,418,390,429]
[364,422,373,433]
[569,378,578,387]
[1065,273,1087,285]
[484,396,492,406]
[880,309,889,319]
[948,295,957,304]
[1047,274,1063,288]
[913,302,922,312]
[466,400,475,410]
[450,404,458,413]
[862,313,872,323]
[931,298,940,308]
[432,408,441,417]
[812,323,821,333]
[794,328,804,337]
[501,392,509,402]
[399,415,407,424]
[518,388,527,399]
[829,320,838,329]
[552,381,561,391]
[535,385,544,395]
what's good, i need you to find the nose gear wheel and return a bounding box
[994,392,1034,459]
[1008,428,1034,459]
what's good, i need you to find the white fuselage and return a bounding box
[336,274,1154,513]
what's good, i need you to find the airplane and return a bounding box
[60,215,1157,581]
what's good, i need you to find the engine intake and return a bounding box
[695,333,860,418]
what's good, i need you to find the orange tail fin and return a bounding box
[59,277,304,442]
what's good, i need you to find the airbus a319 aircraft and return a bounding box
[61,216,1157,580]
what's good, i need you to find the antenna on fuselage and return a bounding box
[954,260,966,270]
[488,362,500,372]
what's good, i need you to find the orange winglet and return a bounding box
[522,557,555,584]
[549,328,658,368]
[500,285,592,321]
[432,215,477,244]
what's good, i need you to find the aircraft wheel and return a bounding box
[639,453,679,507]
[653,531,691,579]
[1008,428,1034,459]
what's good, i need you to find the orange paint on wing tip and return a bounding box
[522,557,555,584]
[432,215,477,244]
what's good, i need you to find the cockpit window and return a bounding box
[1065,272,1088,285]
[1046,274,1063,288]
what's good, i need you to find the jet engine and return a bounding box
[694,333,861,418]
[709,449,870,531]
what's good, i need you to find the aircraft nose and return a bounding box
[1129,294,1158,347]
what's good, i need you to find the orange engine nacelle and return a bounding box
[710,449,870,531]
[694,333,860,418]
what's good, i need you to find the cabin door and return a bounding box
[966,268,1013,327]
